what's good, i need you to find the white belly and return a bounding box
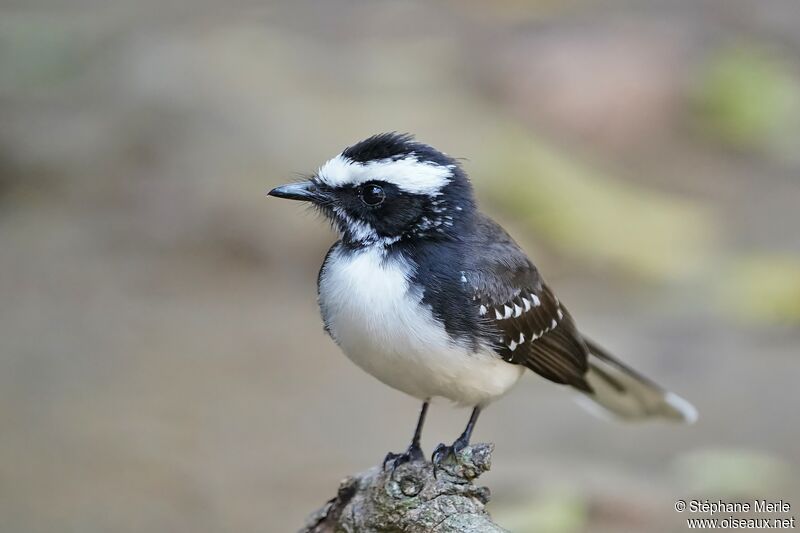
[318,245,524,406]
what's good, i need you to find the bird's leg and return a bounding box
[454,405,482,451]
[408,399,429,457]
[432,406,482,466]
[383,400,429,471]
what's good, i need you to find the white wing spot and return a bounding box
[513,304,523,318]
[460,272,467,283]
[551,319,558,329]
[503,305,513,319]
[508,340,518,351]
[518,333,525,343]
[530,294,541,306]
[495,308,503,320]
[479,305,487,316]
[557,308,564,320]
[522,298,531,312]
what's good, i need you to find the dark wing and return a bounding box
[465,216,591,392]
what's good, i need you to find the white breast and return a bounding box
[318,245,524,406]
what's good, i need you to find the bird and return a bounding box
[268,132,697,467]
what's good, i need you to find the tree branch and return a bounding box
[300,443,508,533]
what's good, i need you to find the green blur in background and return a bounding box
[1,1,799,532]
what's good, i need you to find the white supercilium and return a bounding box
[317,154,455,195]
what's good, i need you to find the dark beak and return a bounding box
[268,180,325,202]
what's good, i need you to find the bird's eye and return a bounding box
[359,184,385,206]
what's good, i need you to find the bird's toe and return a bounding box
[383,443,425,473]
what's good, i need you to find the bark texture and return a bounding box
[300,444,508,533]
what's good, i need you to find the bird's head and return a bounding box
[269,133,475,246]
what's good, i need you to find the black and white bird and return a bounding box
[269,133,696,465]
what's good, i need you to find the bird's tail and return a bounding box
[575,339,698,423]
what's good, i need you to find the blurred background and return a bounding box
[2,0,799,531]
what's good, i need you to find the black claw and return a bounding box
[383,451,402,470]
[431,443,449,465]
[431,443,453,479]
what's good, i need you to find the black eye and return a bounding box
[359,184,385,206]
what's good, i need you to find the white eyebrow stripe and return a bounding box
[317,154,454,195]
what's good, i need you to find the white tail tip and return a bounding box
[665,392,699,424]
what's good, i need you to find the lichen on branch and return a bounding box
[301,443,508,533]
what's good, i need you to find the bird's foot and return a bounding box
[431,437,469,477]
[383,443,425,475]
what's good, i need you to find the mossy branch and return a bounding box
[300,443,508,533]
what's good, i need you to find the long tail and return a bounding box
[576,339,698,423]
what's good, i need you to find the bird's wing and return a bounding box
[465,216,591,392]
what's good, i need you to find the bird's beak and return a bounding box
[268,180,326,203]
